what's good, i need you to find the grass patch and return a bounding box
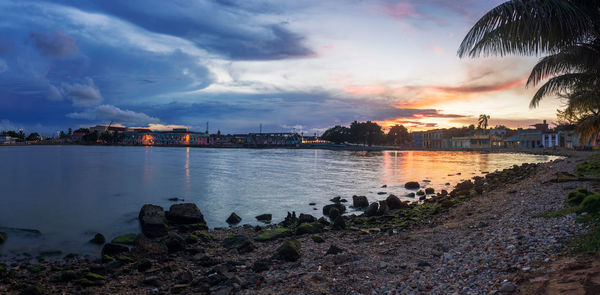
[534,206,579,218]
[575,159,600,176]
[569,215,600,255]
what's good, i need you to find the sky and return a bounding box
[0,0,564,135]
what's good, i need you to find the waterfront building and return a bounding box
[451,134,491,149]
[0,135,16,144]
[122,129,210,146]
[518,129,542,148]
[423,130,443,149]
[411,131,424,148]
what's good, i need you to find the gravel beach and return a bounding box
[0,151,597,295]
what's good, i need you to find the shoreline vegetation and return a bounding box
[1,150,599,294]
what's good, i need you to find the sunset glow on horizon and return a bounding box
[0,0,563,135]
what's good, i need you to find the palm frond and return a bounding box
[527,43,600,86]
[458,0,592,58]
[529,73,597,108]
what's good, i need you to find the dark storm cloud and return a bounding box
[29,30,78,57]
[47,0,314,60]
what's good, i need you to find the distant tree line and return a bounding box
[1,130,41,142]
[321,121,411,146]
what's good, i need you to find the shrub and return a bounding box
[580,194,600,214]
[566,188,593,206]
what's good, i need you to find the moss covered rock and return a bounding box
[296,222,323,235]
[255,227,292,241]
[0,232,6,244]
[311,235,325,243]
[276,239,301,262]
[111,234,137,245]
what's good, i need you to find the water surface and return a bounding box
[0,146,559,258]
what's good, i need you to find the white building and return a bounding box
[0,135,16,144]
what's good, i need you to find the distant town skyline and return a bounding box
[0,1,562,135]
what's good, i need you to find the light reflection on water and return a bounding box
[0,146,560,258]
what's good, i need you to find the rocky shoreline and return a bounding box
[0,151,597,294]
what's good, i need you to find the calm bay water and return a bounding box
[0,145,560,258]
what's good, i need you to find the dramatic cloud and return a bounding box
[60,78,102,106]
[67,105,159,125]
[29,30,78,57]
[47,0,314,60]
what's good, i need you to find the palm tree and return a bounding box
[478,114,490,129]
[458,0,600,140]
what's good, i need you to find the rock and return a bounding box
[166,203,206,225]
[101,243,129,257]
[386,194,408,210]
[138,204,168,238]
[332,216,346,230]
[416,190,425,196]
[377,200,389,215]
[325,245,345,255]
[323,204,346,216]
[132,234,168,258]
[90,233,105,245]
[252,259,271,272]
[440,189,448,196]
[282,211,298,227]
[352,195,369,208]
[168,197,184,202]
[275,239,301,262]
[311,235,325,243]
[226,213,241,225]
[405,181,420,189]
[255,228,292,241]
[499,282,517,293]
[164,234,186,253]
[308,202,316,206]
[328,207,340,221]
[136,258,152,272]
[381,184,387,188]
[364,202,379,217]
[111,233,137,245]
[222,235,256,254]
[377,192,387,195]
[296,222,324,234]
[407,193,416,198]
[318,217,330,226]
[255,214,272,223]
[330,196,342,203]
[425,187,434,194]
[0,232,5,244]
[176,270,193,284]
[298,213,317,224]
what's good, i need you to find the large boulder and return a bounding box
[139,204,168,238]
[405,182,420,189]
[132,235,168,258]
[352,195,369,208]
[323,204,346,216]
[386,194,407,210]
[226,212,242,225]
[377,200,389,215]
[296,222,324,235]
[222,234,256,254]
[255,214,272,223]
[298,213,317,224]
[166,203,206,225]
[276,239,301,262]
[364,202,379,217]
